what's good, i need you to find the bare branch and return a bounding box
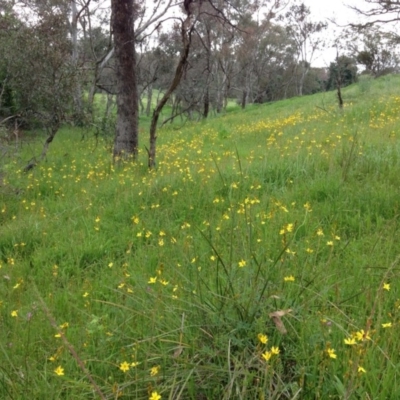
[75,0,92,22]
[136,0,174,37]
[160,103,194,126]
[349,1,400,30]
[99,47,114,71]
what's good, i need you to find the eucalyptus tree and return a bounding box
[0,0,114,169]
[250,23,298,103]
[0,1,18,118]
[111,0,287,162]
[111,0,139,159]
[235,14,267,108]
[350,27,400,76]
[0,0,81,166]
[326,55,358,109]
[233,4,295,107]
[111,0,176,159]
[285,2,327,96]
[349,2,400,73]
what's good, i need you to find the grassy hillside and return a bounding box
[2,75,400,399]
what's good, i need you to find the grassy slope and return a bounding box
[1,75,400,399]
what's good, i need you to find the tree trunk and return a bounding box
[298,64,311,97]
[112,0,139,160]
[139,96,144,114]
[203,27,211,119]
[146,84,153,116]
[148,17,193,169]
[223,77,230,110]
[203,87,209,118]
[216,82,222,113]
[336,76,344,109]
[87,71,97,112]
[106,93,114,118]
[241,89,247,109]
[71,0,84,125]
[335,53,344,109]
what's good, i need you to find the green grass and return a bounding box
[2,75,400,399]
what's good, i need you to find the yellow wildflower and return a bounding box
[119,361,130,373]
[257,333,268,344]
[150,365,160,376]
[383,283,390,291]
[262,351,272,361]
[271,346,280,355]
[131,361,140,367]
[326,348,337,359]
[354,329,371,341]
[54,366,64,376]
[149,392,161,400]
[284,275,295,282]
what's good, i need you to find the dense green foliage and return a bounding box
[326,56,358,91]
[2,75,400,399]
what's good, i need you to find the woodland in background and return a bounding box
[1,0,400,162]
